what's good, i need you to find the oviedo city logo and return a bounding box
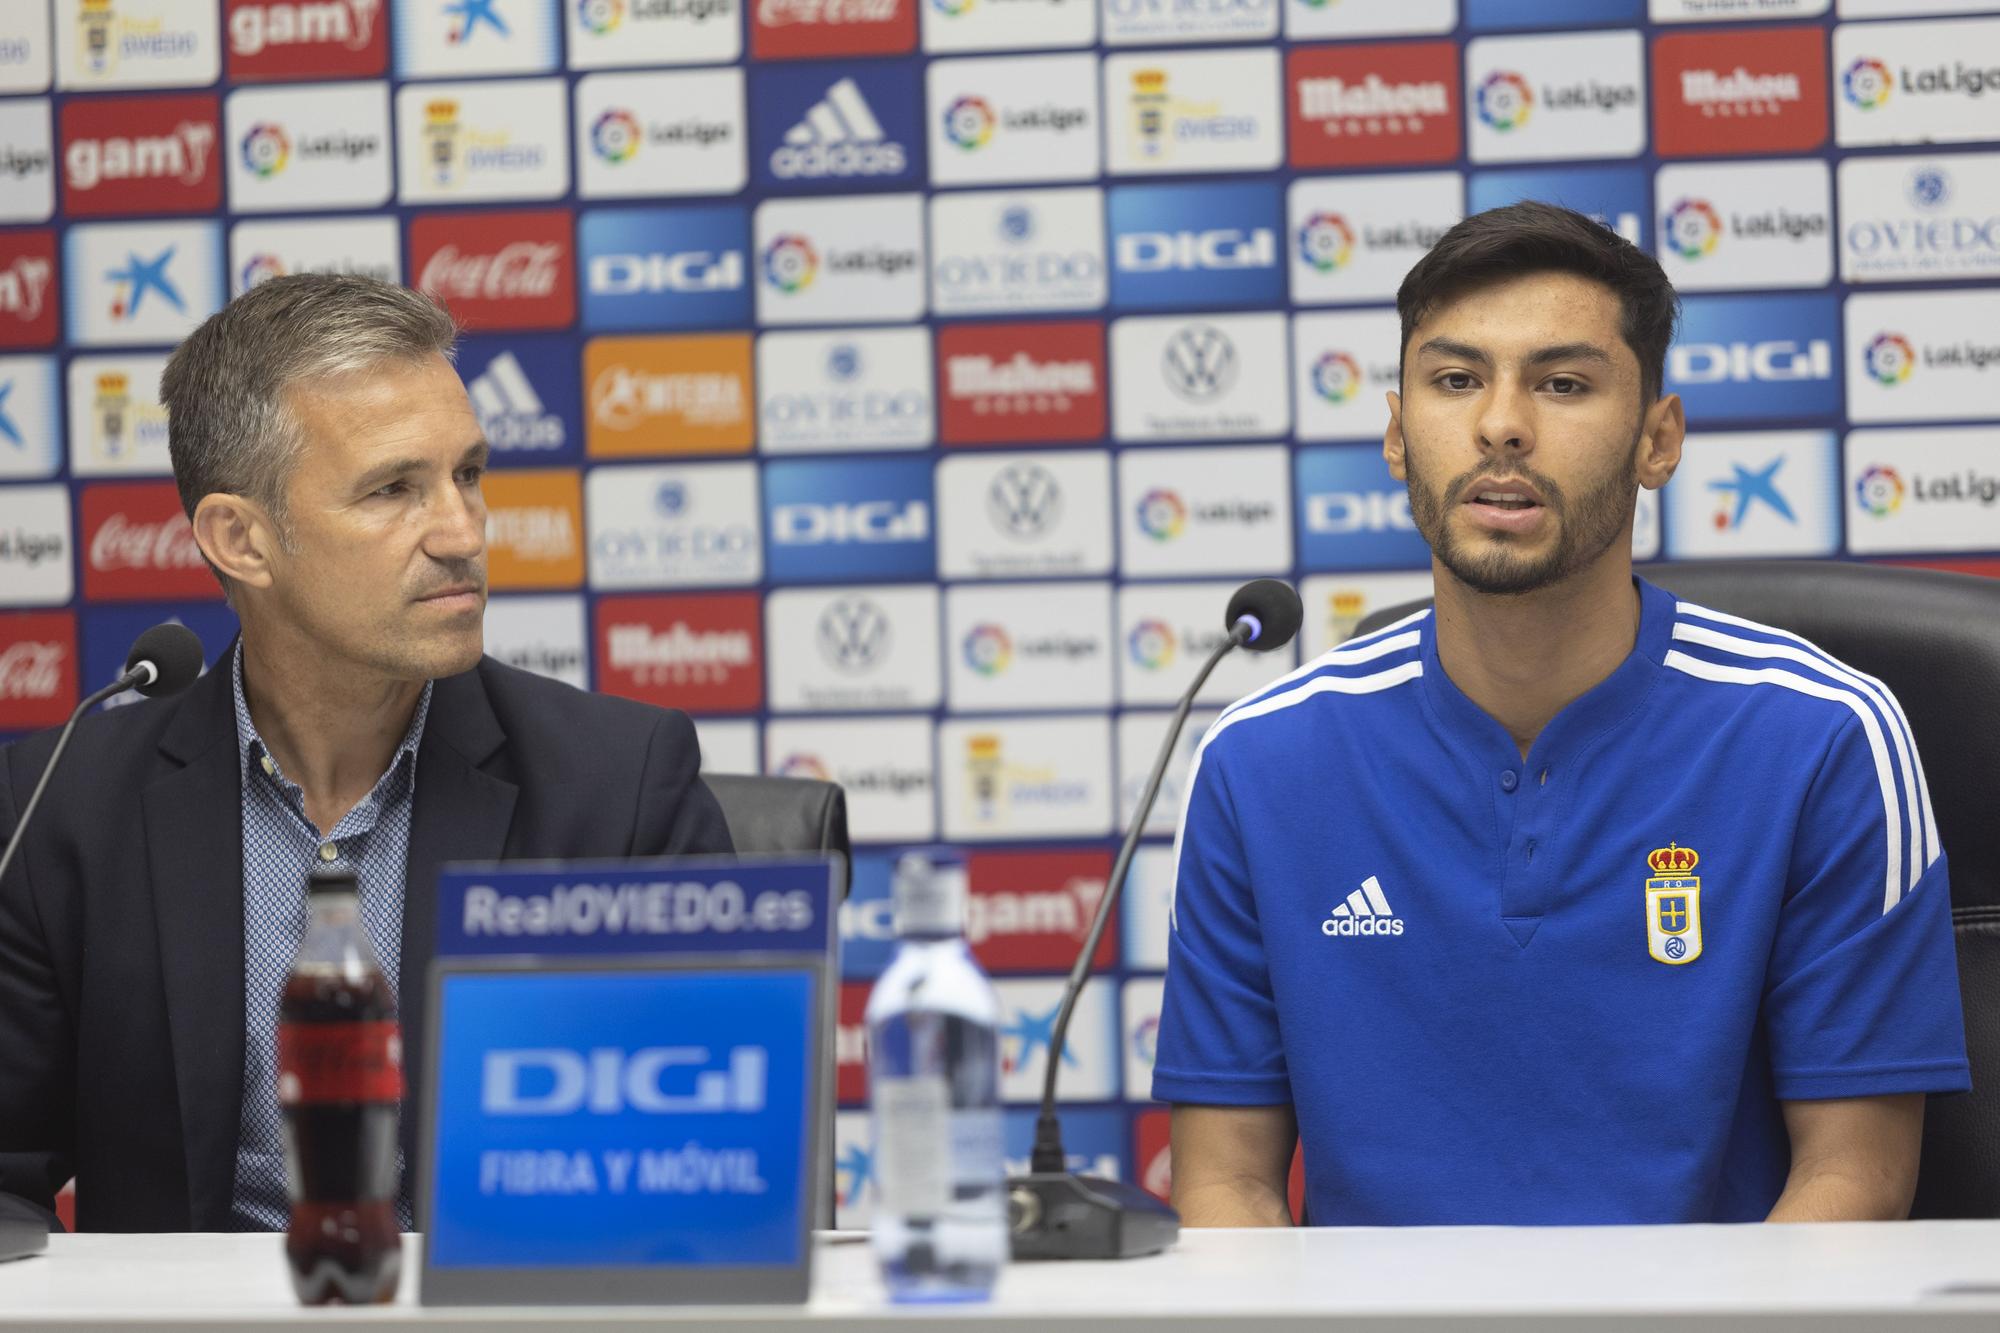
[1476,71,1532,131]
[1296,211,1354,272]
[1865,332,1916,386]
[1855,464,1905,518]
[1664,198,1722,260]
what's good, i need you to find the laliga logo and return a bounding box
[1136,488,1186,541]
[592,108,641,163]
[963,623,1013,676]
[240,123,290,178]
[1297,212,1355,274]
[763,233,819,293]
[1844,57,1893,110]
[240,253,286,288]
[777,752,833,781]
[1865,332,1915,387]
[1855,465,1905,518]
[944,96,995,150]
[578,0,623,31]
[1664,198,1721,261]
[1477,71,1533,130]
[1129,619,1177,670]
[932,0,975,15]
[481,1046,768,1116]
[1311,351,1362,404]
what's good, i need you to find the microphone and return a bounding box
[1006,579,1303,1261]
[0,623,205,890]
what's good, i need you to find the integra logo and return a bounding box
[482,1046,768,1115]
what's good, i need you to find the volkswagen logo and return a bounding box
[985,463,1062,541]
[817,598,891,673]
[1162,325,1237,402]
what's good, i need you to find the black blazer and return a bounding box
[0,655,733,1232]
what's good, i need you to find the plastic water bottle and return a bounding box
[864,852,1007,1302]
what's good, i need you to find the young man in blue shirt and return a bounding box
[1154,202,1968,1226]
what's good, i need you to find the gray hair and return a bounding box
[161,273,459,543]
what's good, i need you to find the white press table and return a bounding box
[4,1223,1999,1331]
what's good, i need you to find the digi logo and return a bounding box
[1865,332,1916,387]
[1843,57,1893,111]
[1477,70,1532,130]
[1855,464,1905,517]
[1296,211,1354,273]
[480,1046,769,1116]
[1663,198,1721,260]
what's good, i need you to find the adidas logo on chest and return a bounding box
[1322,876,1406,938]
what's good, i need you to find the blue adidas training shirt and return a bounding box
[1153,577,1969,1225]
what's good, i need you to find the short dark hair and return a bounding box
[1396,201,1680,403]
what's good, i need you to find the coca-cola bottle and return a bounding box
[277,868,403,1305]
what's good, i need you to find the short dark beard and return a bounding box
[1404,428,1641,597]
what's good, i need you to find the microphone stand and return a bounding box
[0,663,158,890]
[1007,621,1250,1260]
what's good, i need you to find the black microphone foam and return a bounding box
[1225,578,1303,652]
[123,623,205,698]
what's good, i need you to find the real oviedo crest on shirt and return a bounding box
[1645,843,1703,966]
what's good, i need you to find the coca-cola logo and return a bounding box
[409,211,575,331]
[0,641,64,701]
[419,242,562,301]
[752,0,911,58]
[759,0,899,24]
[90,512,208,572]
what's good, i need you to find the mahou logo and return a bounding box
[752,0,913,61]
[594,592,764,713]
[1652,27,1828,158]
[0,614,79,732]
[81,483,221,603]
[1288,41,1460,169]
[61,95,223,217]
[938,321,1106,447]
[226,0,389,82]
[964,850,1115,972]
[410,210,575,331]
[0,232,60,349]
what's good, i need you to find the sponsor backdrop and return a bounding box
[3,0,1999,1221]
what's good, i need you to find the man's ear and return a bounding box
[1636,392,1686,492]
[191,493,281,592]
[1383,390,1408,482]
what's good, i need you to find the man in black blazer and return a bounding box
[0,275,731,1232]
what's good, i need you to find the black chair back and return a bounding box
[703,773,853,899]
[1354,561,2000,1218]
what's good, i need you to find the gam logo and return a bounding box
[481,1045,769,1116]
